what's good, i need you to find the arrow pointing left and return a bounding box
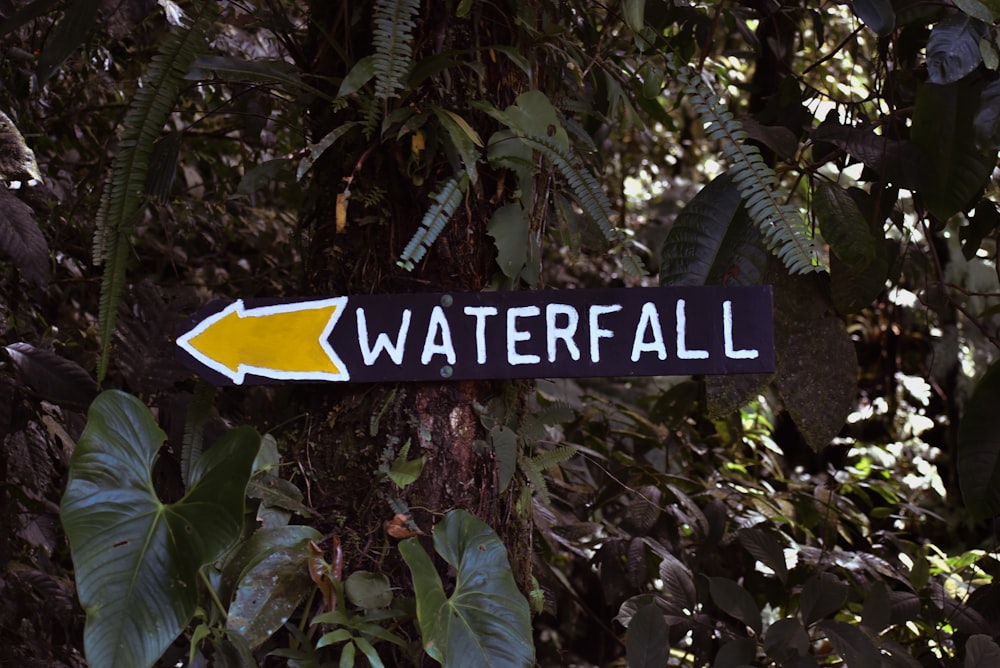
[176,298,349,384]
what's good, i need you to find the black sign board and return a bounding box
[176,286,774,385]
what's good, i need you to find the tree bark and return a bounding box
[299,0,532,594]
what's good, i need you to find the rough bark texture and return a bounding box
[300,0,532,595]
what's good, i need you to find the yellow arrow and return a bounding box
[177,298,349,384]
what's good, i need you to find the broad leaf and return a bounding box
[958,360,1000,518]
[399,509,534,667]
[625,602,669,668]
[810,121,929,190]
[713,638,756,668]
[708,576,761,635]
[3,342,96,408]
[490,425,518,492]
[800,572,848,626]
[973,79,1000,149]
[186,54,303,89]
[966,634,1000,667]
[345,571,393,609]
[773,270,858,451]
[815,183,888,313]
[657,552,697,613]
[0,188,49,286]
[35,0,100,85]
[487,204,530,281]
[911,81,997,220]
[763,617,810,662]
[853,0,895,35]
[61,391,260,668]
[739,525,788,583]
[927,14,986,85]
[227,536,318,648]
[817,621,880,668]
[660,172,768,287]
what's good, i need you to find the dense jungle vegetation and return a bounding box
[2,0,1000,666]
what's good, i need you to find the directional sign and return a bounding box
[176,286,774,385]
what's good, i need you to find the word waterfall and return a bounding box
[177,286,774,385]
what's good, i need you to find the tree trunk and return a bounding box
[298,0,532,594]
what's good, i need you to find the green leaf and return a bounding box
[660,172,769,287]
[657,553,697,613]
[763,617,809,663]
[974,79,1000,149]
[3,342,97,408]
[912,80,998,220]
[799,572,848,626]
[297,123,359,181]
[712,638,755,668]
[958,361,1000,518]
[623,0,646,34]
[338,56,376,97]
[60,391,260,668]
[389,441,426,489]
[0,180,49,286]
[738,526,788,584]
[226,534,317,647]
[399,509,534,667]
[814,183,888,313]
[433,106,482,185]
[956,0,1000,22]
[927,14,986,85]
[186,54,303,89]
[372,0,420,101]
[490,425,518,492]
[966,635,1000,667]
[852,0,895,35]
[233,158,295,199]
[35,0,101,85]
[817,621,880,668]
[345,571,394,609]
[94,2,215,381]
[625,602,668,668]
[773,270,858,451]
[487,204,530,281]
[861,580,891,633]
[219,525,322,606]
[708,577,761,635]
[398,173,469,270]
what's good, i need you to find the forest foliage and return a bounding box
[1,0,1000,666]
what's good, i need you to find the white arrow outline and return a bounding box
[177,298,350,384]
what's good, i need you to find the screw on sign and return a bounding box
[176,286,775,385]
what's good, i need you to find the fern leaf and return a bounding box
[520,453,552,505]
[372,0,419,102]
[670,58,822,275]
[398,173,469,270]
[518,133,646,276]
[529,445,577,471]
[93,2,214,381]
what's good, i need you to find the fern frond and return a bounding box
[398,173,469,270]
[520,453,552,505]
[670,58,822,275]
[518,133,646,276]
[372,0,419,102]
[530,445,577,471]
[93,2,214,381]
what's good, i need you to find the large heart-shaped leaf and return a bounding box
[958,361,1000,519]
[60,390,259,668]
[399,509,534,667]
